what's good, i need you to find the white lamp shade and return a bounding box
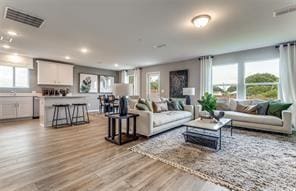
[112,83,130,96]
[183,88,195,96]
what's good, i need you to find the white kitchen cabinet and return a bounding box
[37,61,73,86]
[1,103,17,119]
[0,97,33,120]
[57,64,73,86]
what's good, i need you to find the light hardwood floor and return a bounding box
[0,113,228,191]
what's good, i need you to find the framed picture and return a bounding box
[100,75,115,93]
[79,73,98,93]
[169,70,188,98]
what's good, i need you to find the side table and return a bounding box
[105,113,139,145]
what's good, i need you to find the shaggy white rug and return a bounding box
[130,127,296,191]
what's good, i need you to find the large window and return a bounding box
[146,72,160,99]
[245,59,279,100]
[0,66,29,88]
[213,64,238,99]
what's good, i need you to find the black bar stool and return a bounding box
[52,104,72,128]
[72,103,90,125]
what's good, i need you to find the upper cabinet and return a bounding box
[37,61,74,86]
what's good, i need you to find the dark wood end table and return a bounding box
[105,113,139,145]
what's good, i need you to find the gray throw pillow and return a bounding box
[167,100,177,111]
[256,101,269,115]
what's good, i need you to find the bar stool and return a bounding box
[52,104,72,128]
[71,103,90,125]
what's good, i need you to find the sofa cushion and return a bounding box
[153,111,192,127]
[224,111,283,126]
[267,101,292,118]
[236,103,257,114]
[256,101,269,115]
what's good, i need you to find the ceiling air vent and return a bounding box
[4,7,44,28]
[273,4,296,17]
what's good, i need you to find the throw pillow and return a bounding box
[145,100,153,112]
[152,101,168,112]
[170,98,185,110]
[267,101,292,118]
[167,100,177,111]
[138,98,146,104]
[136,103,149,111]
[236,103,257,114]
[256,101,269,115]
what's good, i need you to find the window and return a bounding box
[146,72,160,99]
[128,75,135,95]
[15,67,29,88]
[213,64,238,99]
[0,66,29,88]
[0,66,13,87]
[245,59,279,100]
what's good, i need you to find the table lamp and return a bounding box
[183,87,195,105]
[113,83,130,116]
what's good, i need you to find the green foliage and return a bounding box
[245,73,278,83]
[245,73,279,100]
[150,81,159,90]
[227,85,236,92]
[198,92,217,113]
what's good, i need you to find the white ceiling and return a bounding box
[0,0,295,70]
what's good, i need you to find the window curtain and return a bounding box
[134,68,141,96]
[279,44,296,128]
[199,56,213,98]
[120,70,128,84]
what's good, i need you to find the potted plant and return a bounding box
[198,92,224,121]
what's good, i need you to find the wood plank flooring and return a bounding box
[0,113,228,191]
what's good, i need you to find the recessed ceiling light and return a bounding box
[114,63,119,67]
[7,31,17,36]
[65,56,71,60]
[2,44,10,49]
[80,48,88,53]
[192,14,211,28]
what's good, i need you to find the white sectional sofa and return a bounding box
[129,105,194,137]
[194,100,293,134]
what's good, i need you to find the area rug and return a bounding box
[129,127,296,191]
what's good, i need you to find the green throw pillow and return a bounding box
[145,100,153,112]
[267,101,292,118]
[136,103,149,111]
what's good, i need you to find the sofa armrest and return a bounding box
[194,104,202,119]
[282,110,292,134]
[184,105,194,119]
[129,109,153,137]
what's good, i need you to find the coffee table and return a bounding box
[183,118,232,151]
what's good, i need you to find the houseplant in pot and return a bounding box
[197,92,224,122]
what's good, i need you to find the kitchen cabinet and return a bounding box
[37,61,73,86]
[0,97,33,120]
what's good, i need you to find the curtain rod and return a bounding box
[275,41,296,48]
[198,56,214,60]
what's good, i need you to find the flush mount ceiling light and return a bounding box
[192,14,211,28]
[114,63,119,67]
[2,44,10,49]
[65,56,70,60]
[80,48,88,53]
[7,31,17,36]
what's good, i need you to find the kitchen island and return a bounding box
[39,96,87,127]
